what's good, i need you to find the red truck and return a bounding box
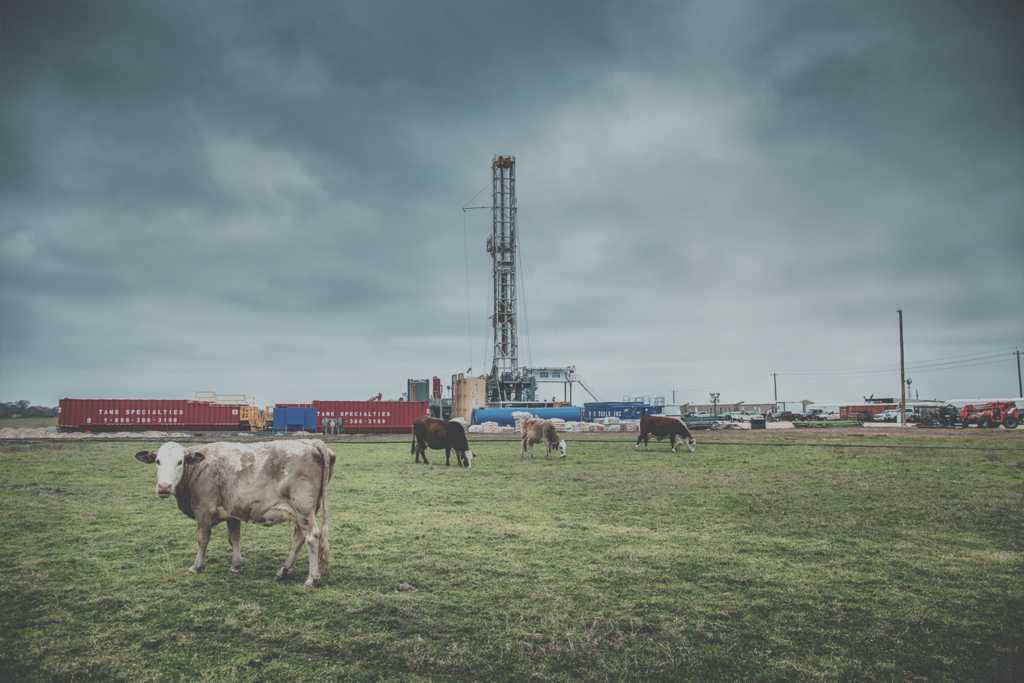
[960,401,1020,429]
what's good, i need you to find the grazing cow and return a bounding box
[520,418,567,459]
[411,415,474,468]
[636,415,696,453]
[134,439,335,587]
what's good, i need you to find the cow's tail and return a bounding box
[314,441,334,574]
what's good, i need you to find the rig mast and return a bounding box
[480,155,591,406]
[488,155,518,383]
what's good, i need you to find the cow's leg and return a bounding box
[227,519,243,574]
[296,512,323,588]
[275,523,306,581]
[190,522,212,574]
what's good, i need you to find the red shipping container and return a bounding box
[839,404,896,421]
[58,398,244,433]
[312,400,428,434]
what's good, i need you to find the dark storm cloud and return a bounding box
[1,1,1020,405]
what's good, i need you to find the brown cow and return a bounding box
[411,415,474,467]
[135,439,335,587]
[520,418,567,459]
[636,415,696,453]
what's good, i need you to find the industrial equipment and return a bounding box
[914,404,963,428]
[960,401,1020,429]
[474,155,599,407]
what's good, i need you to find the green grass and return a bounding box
[0,416,58,429]
[1,432,1021,682]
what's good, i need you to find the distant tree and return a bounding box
[0,401,56,418]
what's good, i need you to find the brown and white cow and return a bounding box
[411,415,474,468]
[520,418,567,459]
[636,415,696,453]
[134,439,335,587]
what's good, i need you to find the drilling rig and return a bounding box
[480,155,600,407]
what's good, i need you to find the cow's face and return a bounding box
[684,437,696,453]
[557,440,567,458]
[462,450,474,468]
[135,442,205,497]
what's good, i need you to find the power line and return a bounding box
[666,347,1017,399]
[521,247,571,367]
[462,211,473,369]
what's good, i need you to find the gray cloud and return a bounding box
[2,1,1020,407]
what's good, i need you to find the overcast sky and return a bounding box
[2,1,1022,408]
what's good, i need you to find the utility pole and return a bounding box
[1016,349,1022,397]
[898,310,906,425]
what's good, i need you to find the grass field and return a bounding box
[0,416,58,429]
[1,430,1021,682]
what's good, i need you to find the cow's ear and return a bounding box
[135,451,156,464]
[184,451,205,465]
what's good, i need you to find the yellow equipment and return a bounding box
[194,392,266,431]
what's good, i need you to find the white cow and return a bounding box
[135,439,335,587]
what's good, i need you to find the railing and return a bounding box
[194,392,256,406]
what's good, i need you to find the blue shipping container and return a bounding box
[273,407,318,433]
[583,402,663,421]
[471,407,582,426]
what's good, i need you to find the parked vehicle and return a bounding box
[960,401,1020,429]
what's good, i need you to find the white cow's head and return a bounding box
[558,440,567,458]
[134,442,205,497]
[462,450,474,468]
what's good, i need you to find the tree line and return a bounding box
[1,401,59,418]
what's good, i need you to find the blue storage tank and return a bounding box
[273,406,318,433]
[583,402,663,421]
[471,407,582,426]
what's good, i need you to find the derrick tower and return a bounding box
[487,155,518,385]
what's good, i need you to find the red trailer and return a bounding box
[839,404,895,422]
[58,398,245,432]
[312,400,428,434]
